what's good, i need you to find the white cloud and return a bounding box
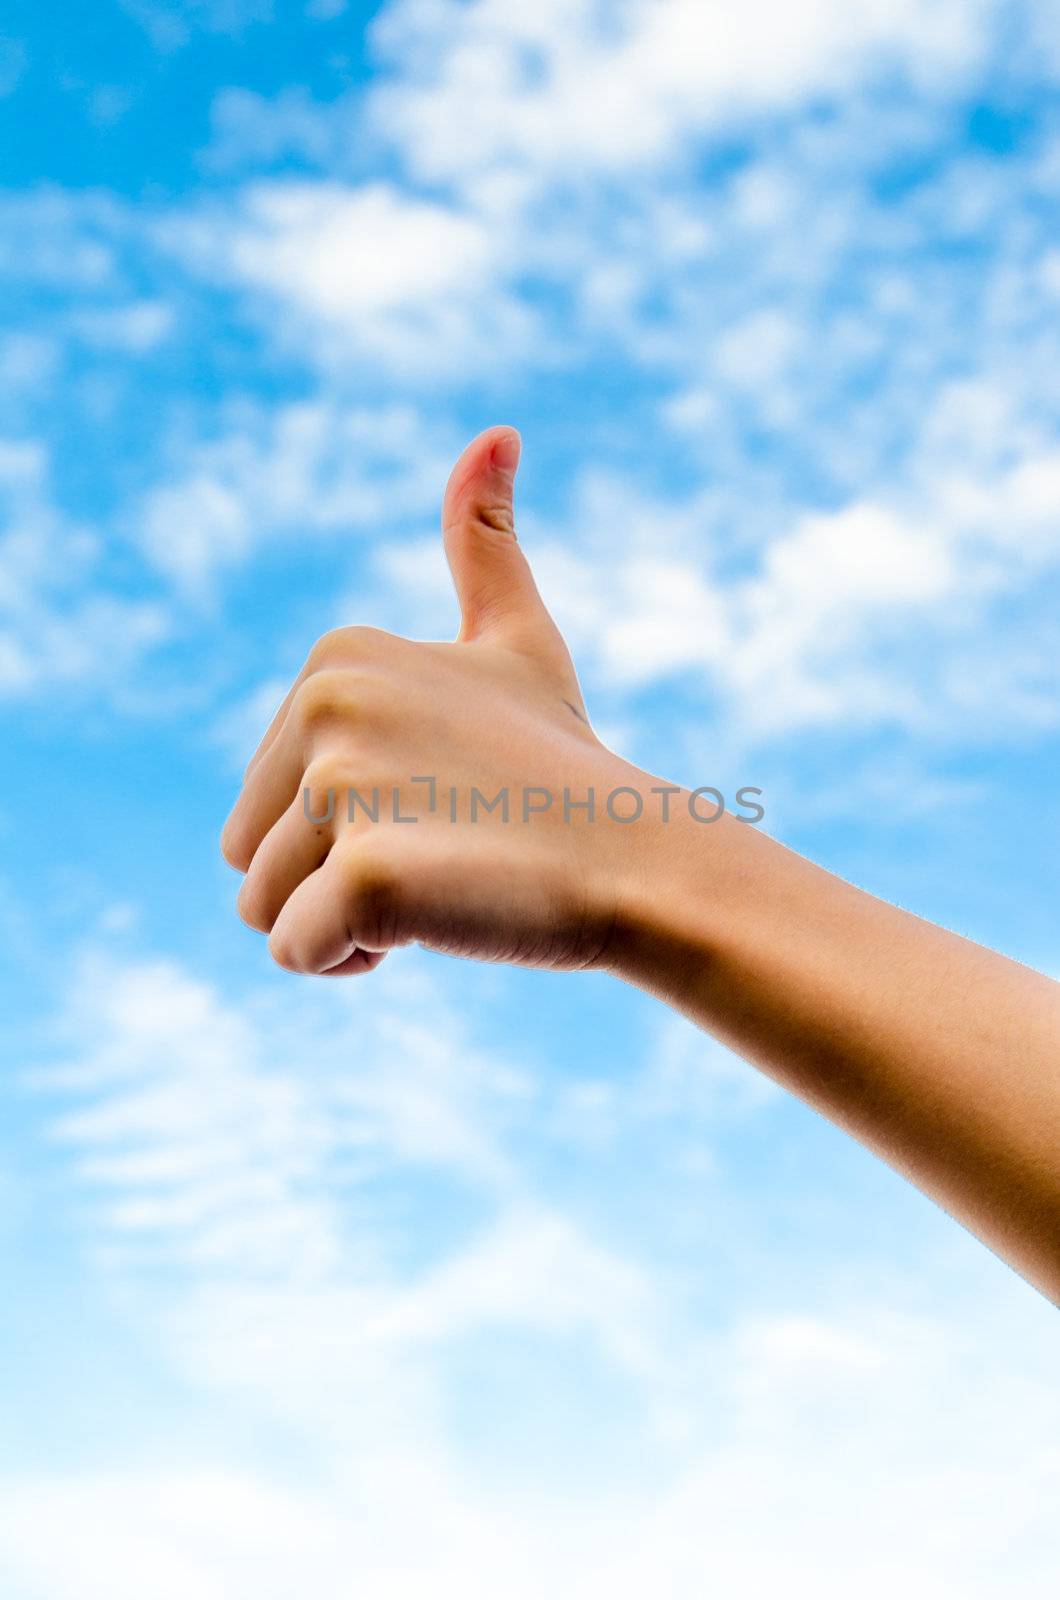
[209,674,292,770]
[10,923,1060,1597]
[0,438,170,700]
[205,85,349,170]
[37,949,535,1280]
[231,183,490,318]
[373,1201,661,1371]
[120,0,275,49]
[139,398,451,590]
[0,190,122,288]
[2,1288,1057,1599]
[370,0,993,191]
[71,300,174,352]
[166,181,537,374]
[637,1012,780,1120]
[42,956,338,1277]
[721,500,960,734]
[0,331,58,403]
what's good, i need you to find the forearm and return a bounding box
[607,802,1060,1301]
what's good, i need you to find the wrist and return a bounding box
[599,782,757,996]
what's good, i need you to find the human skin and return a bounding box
[222,426,1060,1303]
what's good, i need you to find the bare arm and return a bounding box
[221,427,1060,1301]
[608,804,1060,1301]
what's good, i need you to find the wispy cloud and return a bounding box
[0,438,170,700]
[138,396,452,591]
[36,948,531,1280]
[14,926,1059,1598]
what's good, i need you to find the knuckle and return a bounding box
[346,624,396,652]
[267,929,302,973]
[302,751,353,798]
[220,818,253,874]
[308,624,393,669]
[295,669,399,751]
[307,627,351,668]
[236,877,273,934]
[294,669,357,731]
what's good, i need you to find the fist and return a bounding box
[221,427,653,977]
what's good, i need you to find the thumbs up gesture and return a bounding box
[221,427,655,977]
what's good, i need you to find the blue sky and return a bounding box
[1,1,1059,1593]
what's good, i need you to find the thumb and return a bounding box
[442,425,553,644]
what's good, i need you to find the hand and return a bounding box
[221,427,655,976]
